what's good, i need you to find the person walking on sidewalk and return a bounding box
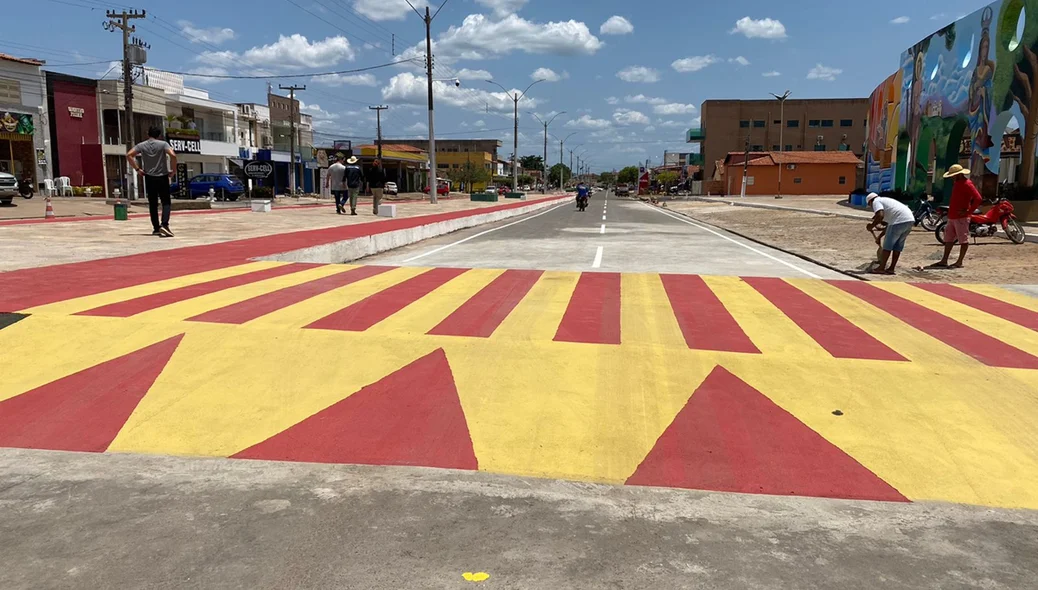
[326,155,347,214]
[930,164,983,269]
[368,159,386,215]
[127,126,177,237]
[344,156,365,216]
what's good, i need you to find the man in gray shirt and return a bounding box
[325,155,348,214]
[127,126,178,237]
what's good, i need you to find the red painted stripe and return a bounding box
[428,270,543,338]
[306,267,468,332]
[830,281,1038,370]
[188,265,395,324]
[659,274,759,354]
[743,277,906,361]
[553,272,622,345]
[912,283,1038,332]
[77,264,316,318]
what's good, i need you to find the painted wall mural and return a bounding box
[867,0,1036,200]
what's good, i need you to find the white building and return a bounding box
[0,53,51,187]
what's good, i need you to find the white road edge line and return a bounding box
[600,224,606,234]
[642,203,824,279]
[401,203,568,263]
[592,246,604,268]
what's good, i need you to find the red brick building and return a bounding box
[45,72,104,189]
[722,151,862,196]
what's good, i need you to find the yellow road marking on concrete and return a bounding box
[957,284,1038,313]
[491,271,580,342]
[620,273,686,349]
[22,262,285,316]
[367,268,503,336]
[245,266,427,329]
[702,275,826,357]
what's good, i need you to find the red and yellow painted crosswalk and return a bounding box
[2,261,1037,509]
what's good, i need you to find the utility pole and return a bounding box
[405,1,451,203]
[485,79,544,192]
[279,84,305,194]
[770,90,791,200]
[369,105,388,162]
[104,9,146,200]
[741,134,750,198]
[556,132,576,191]
[530,112,564,194]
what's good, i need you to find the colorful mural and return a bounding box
[867,0,1037,201]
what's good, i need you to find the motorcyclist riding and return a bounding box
[576,182,590,211]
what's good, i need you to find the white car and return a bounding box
[384,182,398,195]
[0,171,18,206]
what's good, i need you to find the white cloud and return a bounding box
[730,56,750,66]
[600,15,634,35]
[807,63,842,81]
[428,14,602,61]
[197,34,354,70]
[178,21,236,45]
[475,0,528,18]
[353,0,428,21]
[617,65,660,83]
[671,55,719,73]
[930,13,947,21]
[605,96,619,105]
[183,66,230,84]
[613,108,650,126]
[474,120,487,128]
[312,73,378,86]
[405,122,428,133]
[532,67,568,82]
[890,16,910,25]
[298,100,340,120]
[730,17,787,39]
[654,103,696,115]
[644,125,656,132]
[455,68,494,80]
[762,71,781,77]
[565,114,612,130]
[657,120,686,128]
[625,94,667,105]
[381,72,541,113]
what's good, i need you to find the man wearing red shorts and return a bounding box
[930,164,982,269]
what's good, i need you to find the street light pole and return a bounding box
[406,0,452,203]
[530,111,565,194]
[770,90,791,200]
[485,79,544,192]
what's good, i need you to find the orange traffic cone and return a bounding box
[44,196,55,220]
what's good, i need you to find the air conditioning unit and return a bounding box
[787,164,797,170]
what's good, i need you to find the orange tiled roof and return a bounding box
[0,53,45,66]
[725,151,861,166]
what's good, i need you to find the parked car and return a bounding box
[615,184,630,196]
[384,181,398,195]
[422,183,450,196]
[484,185,497,194]
[171,174,245,201]
[0,171,18,205]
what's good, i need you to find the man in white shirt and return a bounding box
[866,193,915,275]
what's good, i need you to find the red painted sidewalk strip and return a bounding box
[912,283,1038,332]
[553,272,622,345]
[830,281,1038,369]
[428,270,543,338]
[659,274,759,354]
[77,263,317,318]
[743,277,906,361]
[188,265,395,325]
[306,267,468,332]
[626,366,908,502]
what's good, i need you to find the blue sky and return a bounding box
[6,0,989,170]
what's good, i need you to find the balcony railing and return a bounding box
[686,128,705,142]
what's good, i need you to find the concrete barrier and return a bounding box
[259,197,567,264]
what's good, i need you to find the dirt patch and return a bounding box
[667,202,1038,284]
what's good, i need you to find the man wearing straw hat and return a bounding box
[343,155,366,216]
[930,164,982,269]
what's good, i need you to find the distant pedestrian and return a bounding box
[929,164,983,269]
[866,192,915,275]
[344,156,365,216]
[127,126,177,237]
[326,155,347,214]
[368,159,386,215]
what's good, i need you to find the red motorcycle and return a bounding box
[934,197,1027,245]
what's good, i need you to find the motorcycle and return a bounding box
[913,198,941,231]
[934,197,1027,245]
[17,175,33,199]
[577,195,588,212]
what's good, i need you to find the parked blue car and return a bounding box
[171,174,245,201]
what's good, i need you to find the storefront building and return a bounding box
[45,72,103,189]
[0,53,51,189]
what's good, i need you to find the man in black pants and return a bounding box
[127,126,178,237]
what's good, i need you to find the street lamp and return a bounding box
[552,132,578,190]
[770,90,791,199]
[485,79,544,192]
[529,111,565,193]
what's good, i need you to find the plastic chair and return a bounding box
[55,177,73,196]
[42,179,55,197]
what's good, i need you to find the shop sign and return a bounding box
[243,160,274,180]
[167,136,201,154]
[0,112,34,135]
[316,149,329,168]
[332,140,352,151]
[175,163,189,198]
[36,148,46,166]
[68,106,85,119]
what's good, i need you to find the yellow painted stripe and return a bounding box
[131,264,357,323]
[491,271,580,342]
[22,262,285,316]
[245,266,427,330]
[368,268,504,336]
[702,275,827,358]
[620,273,687,349]
[957,284,1038,313]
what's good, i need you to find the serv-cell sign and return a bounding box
[167,137,201,154]
[243,160,274,180]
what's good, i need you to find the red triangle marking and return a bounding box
[0,335,184,452]
[626,367,908,502]
[234,349,478,470]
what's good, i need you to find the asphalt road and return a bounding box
[363,192,845,279]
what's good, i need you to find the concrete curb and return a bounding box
[258,196,568,264]
[689,196,872,220]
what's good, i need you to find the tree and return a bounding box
[617,166,639,184]
[656,171,679,188]
[447,160,491,191]
[548,163,572,186]
[519,155,544,172]
[517,174,534,187]
[598,171,617,186]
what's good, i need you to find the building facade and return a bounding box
[45,72,103,189]
[693,98,869,182]
[0,54,51,189]
[721,151,862,196]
